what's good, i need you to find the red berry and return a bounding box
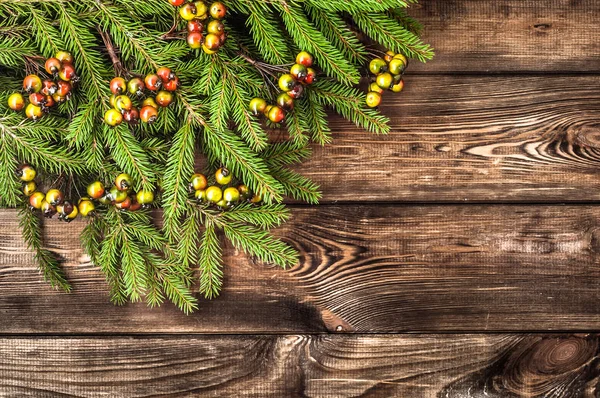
[144,74,162,91]
[123,107,140,124]
[58,63,76,81]
[288,83,304,99]
[163,76,180,92]
[187,32,203,49]
[29,93,46,107]
[110,77,127,95]
[43,95,56,109]
[188,19,203,32]
[296,51,313,67]
[44,57,61,75]
[204,33,221,50]
[303,68,316,85]
[41,80,57,95]
[209,1,227,19]
[169,0,185,5]
[157,67,175,82]
[140,105,158,123]
[23,75,42,93]
[56,80,72,97]
[267,106,285,123]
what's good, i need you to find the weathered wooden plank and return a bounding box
[2,205,600,333]
[301,74,600,202]
[410,0,600,73]
[0,334,597,397]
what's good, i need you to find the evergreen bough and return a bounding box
[0,0,432,313]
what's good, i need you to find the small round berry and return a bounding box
[46,189,64,205]
[288,84,304,99]
[390,79,405,93]
[98,194,112,205]
[278,74,295,92]
[250,194,261,204]
[44,57,62,75]
[23,181,36,196]
[169,0,185,5]
[369,58,388,75]
[29,192,45,209]
[127,77,145,96]
[56,80,72,97]
[78,200,96,217]
[268,106,285,123]
[140,105,158,123]
[216,199,229,209]
[163,77,180,92]
[17,164,36,182]
[191,173,208,190]
[249,98,267,115]
[209,1,227,19]
[115,173,133,191]
[376,72,394,90]
[62,203,78,222]
[42,95,56,109]
[393,53,408,65]
[129,197,142,211]
[366,91,382,108]
[109,186,128,203]
[142,97,158,109]
[144,74,162,91]
[223,187,240,203]
[215,167,232,185]
[290,63,308,81]
[369,82,384,94]
[87,181,105,199]
[7,93,24,111]
[179,3,197,20]
[276,92,294,110]
[205,185,223,203]
[23,75,42,93]
[115,95,133,112]
[123,107,140,124]
[194,1,208,17]
[52,93,67,104]
[55,51,73,64]
[155,91,173,107]
[296,51,313,67]
[41,80,58,96]
[136,190,154,205]
[25,103,43,120]
[187,32,203,49]
[388,58,406,75]
[204,33,221,50]
[263,105,273,116]
[104,108,123,127]
[194,189,206,201]
[115,196,132,210]
[58,63,76,81]
[188,19,203,33]
[157,67,175,83]
[207,20,224,34]
[41,200,56,218]
[29,93,46,107]
[303,68,316,85]
[384,50,396,63]
[110,77,127,95]
[237,184,250,200]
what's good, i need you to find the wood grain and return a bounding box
[410,0,600,73]
[1,334,598,397]
[299,74,600,203]
[3,205,600,333]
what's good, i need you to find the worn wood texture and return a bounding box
[2,205,600,333]
[1,334,598,397]
[410,0,600,73]
[300,74,600,203]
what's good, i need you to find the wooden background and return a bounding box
[2,0,600,396]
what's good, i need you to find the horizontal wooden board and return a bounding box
[2,205,600,333]
[299,74,600,203]
[410,0,600,73]
[0,334,598,397]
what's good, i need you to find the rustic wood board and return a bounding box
[1,334,597,397]
[300,74,600,203]
[2,205,600,333]
[411,0,600,73]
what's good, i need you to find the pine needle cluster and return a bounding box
[0,0,431,312]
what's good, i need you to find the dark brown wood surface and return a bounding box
[2,0,600,396]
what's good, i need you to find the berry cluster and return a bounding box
[7,51,77,120]
[85,174,154,212]
[249,51,317,124]
[191,167,261,210]
[169,0,228,53]
[105,67,180,127]
[18,164,155,222]
[365,51,408,108]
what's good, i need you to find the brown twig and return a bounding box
[96,26,127,76]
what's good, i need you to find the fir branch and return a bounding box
[0,37,35,68]
[261,140,312,168]
[0,136,19,207]
[18,207,71,292]
[304,90,332,145]
[304,0,413,12]
[198,220,223,299]
[27,6,65,58]
[177,205,202,268]
[269,166,321,204]
[222,203,290,230]
[245,4,291,64]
